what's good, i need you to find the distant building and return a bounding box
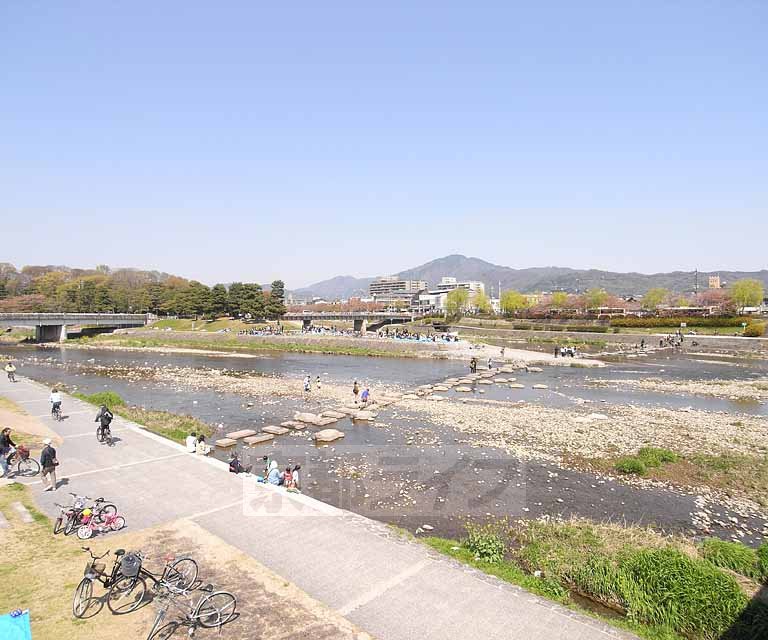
[434,277,485,295]
[708,275,721,289]
[369,276,428,306]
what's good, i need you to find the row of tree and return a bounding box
[0,264,287,319]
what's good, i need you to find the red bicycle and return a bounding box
[77,509,125,540]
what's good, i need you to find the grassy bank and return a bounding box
[67,333,423,358]
[151,318,302,332]
[572,447,768,508]
[73,391,213,444]
[424,518,767,640]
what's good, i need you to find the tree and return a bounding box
[500,290,528,315]
[642,288,668,312]
[266,280,287,318]
[730,279,764,312]
[227,282,245,316]
[239,283,264,319]
[583,288,609,310]
[550,291,568,308]
[472,290,492,314]
[210,284,229,317]
[445,288,469,319]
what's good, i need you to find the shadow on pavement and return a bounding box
[721,583,768,640]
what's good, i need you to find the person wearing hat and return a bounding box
[40,438,58,491]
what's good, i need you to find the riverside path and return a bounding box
[0,374,636,640]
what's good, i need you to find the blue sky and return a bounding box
[2,2,766,287]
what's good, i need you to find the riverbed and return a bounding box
[2,344,766,544]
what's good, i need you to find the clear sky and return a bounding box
[2,2,766,288]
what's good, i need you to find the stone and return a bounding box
[402,394,420,400]
[281,421,305,429]
[508,383,525,389]
[455,386,472,392]
[432,386,449,392]
[427,395,446,401]
[313,428,345,443]
[322,410,347,419]
[478,379,494,385]
[244,434,274,445]
[294,412,322,424]
[262,425,290,435]
[215,438,238,448]
[353,410,377,420]
[494,378,508,383]
[526,366,543,372]
[315,416,339,426]
[532,384,548,389]
[587,413,609,421]
[226,429,258,440]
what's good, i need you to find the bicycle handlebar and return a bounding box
[81,547,109,560]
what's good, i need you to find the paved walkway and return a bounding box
[0,375,636,640]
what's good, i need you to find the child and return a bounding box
[290,464,301,490]
[282,466,292,487]
[361,387,370,406]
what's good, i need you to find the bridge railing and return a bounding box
[0,313,149,323]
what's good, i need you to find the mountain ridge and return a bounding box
[292,255,768,300]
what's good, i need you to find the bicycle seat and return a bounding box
[201,584,214,593]
[115,549,125,556]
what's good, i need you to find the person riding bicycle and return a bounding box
[4,361,16,382]
[1,427,17,477]
[49,388,62,417]
[95,404,114,440]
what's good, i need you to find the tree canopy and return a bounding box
[500,290,528,315]
[730,279,764,312]
[445,288,470,319]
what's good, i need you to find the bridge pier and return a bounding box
[353,318,368,333]
[302,318,312,330]
[35,324,68,342]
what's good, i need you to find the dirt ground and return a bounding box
[0,485,372,640]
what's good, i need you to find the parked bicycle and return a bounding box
[107,551,199,615]
[54,494,118,535]
[146,582,237,639]
[73,547,129,617]
[7,445,40,477]
[77,509,125,540]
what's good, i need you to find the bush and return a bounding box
[564,325,609,333]
[463,522,506,563]
[615,457,647,475]
[757,542,768,580]
[637,447,679,468]
[610,316,752,328]
[700,538,761,579]
[744,322,766,337]
[620,548,748,639]
[75,391,125,407]
[512,323,533,330]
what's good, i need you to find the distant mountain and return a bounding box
[292,275,375,300]
[294,254,768,299]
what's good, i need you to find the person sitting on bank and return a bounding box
[267,460,282,485]
[288,464,301,491]
[228,452,251,474]
[185,431,197,453]
[195,434,211,456]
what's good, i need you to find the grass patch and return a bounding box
[74,391,212,444]
[700,538,764,581]
[424,518,766,640]
[614,448,681,476]
[615,457,647,475]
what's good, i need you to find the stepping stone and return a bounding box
[215,438,238,448]
[353,410,377,420]
[478,380,493,385]
[281,421,307,429]
[262,425,290,435]
[226,429,258,439]
[532,384,549,389]
[294,412,322,424]
[494,378,508,383]
[402,394,419,400]
[445,378,460,383]
[506,377,517,382]
[315,416,338,426]
[334,407,358,416]
[321,410,347,419]
[244,434,274,445]
[455,386,472,392]
[527,366,543,372]
[0,510,9,528]
[509,383,525,389]
[11,502,34,524]
[432,386,449,392]
[314,428,345,443]
[427,395,446,401]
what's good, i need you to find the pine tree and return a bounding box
[210,284,229,317]
[266,280,287,318]
[240,283,264,319]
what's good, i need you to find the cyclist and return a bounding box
[4,361,16,382]
[95,404,114,442]
[0,427,17,477]
[49,388,62,418]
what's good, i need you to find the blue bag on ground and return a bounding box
[0,610,32,640]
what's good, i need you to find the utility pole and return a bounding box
[694,269,699,295]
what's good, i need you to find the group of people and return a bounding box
[352,380,371,405]
[303,375,322,394]
[0,426,59,490]
[238,325,284,336]
[468,357,495,373]
[659,331,685,349]
[225,451,302,490]
[375,328,460,343]
[184,431,212,455]
[554,345,578,358]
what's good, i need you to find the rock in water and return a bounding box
[314,429,345,443]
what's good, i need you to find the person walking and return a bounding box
[316,375,321,390]
[40,438,58,491]
[352,380,360,404]
[487,357,493,370]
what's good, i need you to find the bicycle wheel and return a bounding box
[148,621,180,640]
[76,525,93,540]
[194,591,237,628]
[97,503,118,522]
[110,516,126,531]
[107,576,147,614]
[16,457,40,477]
[167,557,198,590]
[96,427,104,443]
[53,515,65,534]
[64,513,79,535]
[72,578,93,618]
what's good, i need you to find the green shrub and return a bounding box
[620,548,748,639]
[512,323,533,330]
[744,322,766,337]
[74,391,125,407]
[610,316,752,328]
[463,522,506,563]
[564,325,609,333]
[615,457,647,475]
[700,538,760,579]
[638,447,679,468]
[756,543,768,580]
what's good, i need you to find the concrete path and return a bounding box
[0,375,636,640]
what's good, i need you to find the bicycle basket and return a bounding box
[120,553,142,578]
[86,561,106,577]
[73,496,87,509]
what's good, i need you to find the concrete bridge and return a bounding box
[283,311,418,332]
[0,313,150,342]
